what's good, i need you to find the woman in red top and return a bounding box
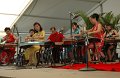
[86,13,105,61]
[0,27,17,65]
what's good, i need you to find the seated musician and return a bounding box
[104,24,119,62]
[24,22,45,65]
[24,29,35,62]
[25,29,35,42]
[48,27,64,63]
[86,13,104,61]
[0,27,17,65]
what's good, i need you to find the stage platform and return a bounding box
[0,65,120,78]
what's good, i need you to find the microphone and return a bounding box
[13,24,19,36]
[73,14,79,19]
[59,27,64,34]
[68,12,79,19]
[69,11,75,16]
[13,24,16,33]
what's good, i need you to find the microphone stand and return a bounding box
[79,33,96,71]
[13,25,21,67]
[69,12,80,66]
[69,12,75,66]
[70,12,72,36]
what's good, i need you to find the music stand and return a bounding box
[79,33,96,71]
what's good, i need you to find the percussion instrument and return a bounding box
[19,41,45,47]
[45,41,63,45]
[0,43,17,48]
[63,37,101,45]
[55,42,63,45]
[105,39,120,43]
[63,38,77,45]
[88,37,101,43]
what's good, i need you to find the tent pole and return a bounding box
[100,2,103,14]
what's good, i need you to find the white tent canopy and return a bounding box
[14,0,105,35]
[0,0,33,32]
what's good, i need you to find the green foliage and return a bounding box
[74,11,93,30]
[75,11,120,30]
[99,11,120,30]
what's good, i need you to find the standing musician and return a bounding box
[24,22,45,65]
[48,27,64,63]
[71,22,83,62]
[0,27,17,65]
[86,13,104,61]
[104,24,119,62]
[72,22,81,39]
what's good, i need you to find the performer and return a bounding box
[0,27,17,65]
[86,13,104,61]
[25,29,35,42]
[24,22,45,65]
[104,24,119,61]
[71,22,84,62]
[72,22,81,39]
[48,27,64,63]
[24,29,35,61]
[48,27,64,42]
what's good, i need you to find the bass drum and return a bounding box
[0,51,9,65]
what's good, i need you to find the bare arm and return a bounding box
[13,35,18,41]
[33,31,45,40]
[72,33,81,37]
[86,28,93,32]
[112,30,119,38]
[104,32,110,40]
[24,35,33,42]
[88,24,102,35]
